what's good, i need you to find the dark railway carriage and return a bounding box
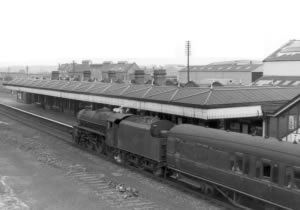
[167,124,300,210]
[73,109,300,209]
[113,116,174,174]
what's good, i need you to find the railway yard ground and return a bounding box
[0,88,235,209]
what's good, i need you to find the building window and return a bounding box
[289,115,296,130]
[281,80,292,85]
[230,122,240,132]
[273,80,282,85]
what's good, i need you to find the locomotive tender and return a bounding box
[72,108,300,210]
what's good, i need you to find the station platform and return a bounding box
[0,92,76,126]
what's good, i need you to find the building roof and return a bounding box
[179,61,262,73]
[253,75,300,86]
[5,79,300,114]
[90,62,138,73]
[264,40,300,62]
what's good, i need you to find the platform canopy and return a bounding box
[4,79,300,120]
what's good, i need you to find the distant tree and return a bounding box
[211,81,223,87]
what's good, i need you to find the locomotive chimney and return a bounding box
[160,130,169,138]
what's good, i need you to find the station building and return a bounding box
[4,78,300,143]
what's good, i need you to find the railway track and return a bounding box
[0,103,239,210]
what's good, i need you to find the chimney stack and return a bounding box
[153,69,166,86]
[134,70,145,84]
[51,71,60,80]
[82,60,92,65]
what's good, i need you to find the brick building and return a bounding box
[58,60,140,82]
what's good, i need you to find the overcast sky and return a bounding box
[0,0,299,66]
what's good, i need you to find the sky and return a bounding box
[0,0,299,67]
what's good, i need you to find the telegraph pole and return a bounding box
[185,41,191,83]
[26,66,29,78]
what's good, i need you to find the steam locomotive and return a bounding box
[72,108,300,210]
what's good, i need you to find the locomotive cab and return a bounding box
[105,113,132,148]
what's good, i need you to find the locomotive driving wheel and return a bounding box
[73,135,80,144]
[153,166,163,176]
[72,128,80,144]
[86,141,94,151]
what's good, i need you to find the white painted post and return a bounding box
[262,119,266,138]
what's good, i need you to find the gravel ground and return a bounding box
[0,91,231,210]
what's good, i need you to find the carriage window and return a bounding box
[293,167,300,189]
[230,153,243,174]
[285,167,293,188]
[263,162,271,178]
[272,164,279,183]
[230,159,235,171]
[236,155,243,173]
